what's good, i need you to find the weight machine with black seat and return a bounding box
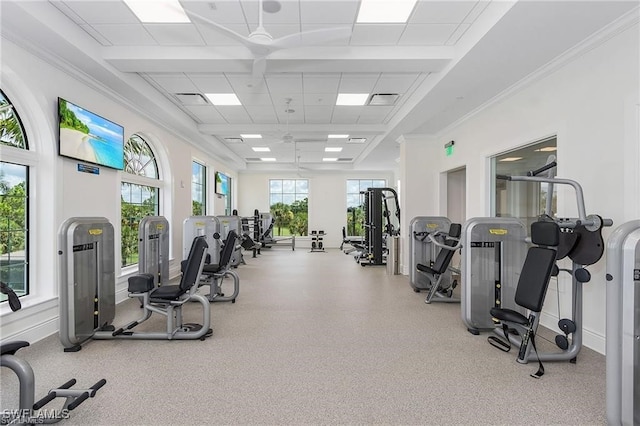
[486,159,612,366]
[360,187,400,266]
[2,282,106,424]
[58,217,212,351]
[415,223,462,304]
[409,216,451,292]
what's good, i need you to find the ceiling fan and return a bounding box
[184,0,352,82]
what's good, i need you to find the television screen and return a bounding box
[215,172,228,195]
[58,98,124,170]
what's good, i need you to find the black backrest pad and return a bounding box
[430,224,461,274]
[219,230,238,268]
[180,236,208,292]
[531,221,560,246]
[514,247,557,312]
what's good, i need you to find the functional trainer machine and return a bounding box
[59,217,212,351]
[360,187,400,266]
[1,282,106,424]
[605,220,640,425]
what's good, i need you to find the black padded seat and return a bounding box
[1,341,29,356]
[416,223,462,275]
[489,307,527,325]
[150,285,184,301]
[202,230,238,276]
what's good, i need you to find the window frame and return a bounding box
[192,160,206,216]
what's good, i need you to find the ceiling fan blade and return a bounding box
[252,57,267,82]
[183,8,254,48]
[270,26,352,50]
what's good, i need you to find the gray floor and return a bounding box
[1,248,606,425]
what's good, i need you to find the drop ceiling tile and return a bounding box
[144,24,205,45]
[303,93,337,106]
[244,105,278,122]
[216,106,252,123]
[185,106,226,123]
[410,1,478,24]
[338,75,379,93]
[236,92,274,106]
[188,75,233,92]
[350,24,405,46]
[266,74,303,94]
[302,74,341,93]
[182,0,247,24]
[398,24,458,45]
[59,1,138,24]
[304,106,333,123]
[373,73,420,93]
[91,24,157,46]
[300,1,359,24]
[151,75,198,93]
[360,105,395,118]
[242,0,301,25]
[196,23,251,46]
[226,74,270,94]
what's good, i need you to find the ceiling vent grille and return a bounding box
[246,157,261,161]
[347,137,367,144]
[337,158,353,161]
[368,93,399,106]
[224,137,244,144]
[174,93,209,105]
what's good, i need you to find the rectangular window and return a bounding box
[192,161,206,216]
[269,179,308,236]
[121,182,159,267]
[225,176,232,215]
[491,137,557,230]
[346,179,386,236]
[0,162,28,301]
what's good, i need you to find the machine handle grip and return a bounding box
[496,174,511,181]
[33,392,57,410]
[67,392,90,411]
[527,161,557,176]
[89,379,107,396]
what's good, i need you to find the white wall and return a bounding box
[0,38,238,342]
[400,21,640,354]
[237,171,395,248]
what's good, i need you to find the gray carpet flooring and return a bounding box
[1,248,606,425]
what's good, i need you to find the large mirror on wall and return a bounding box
[491,136,557,230]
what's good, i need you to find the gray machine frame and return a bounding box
[183,216,221,264]
[138,216,169,286]
[605,220,640,426]
[217,215,244,266]
[59,217,211,352]
[461,217,528,334]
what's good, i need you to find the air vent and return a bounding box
[337,158,353,162]
[174,93,209,105]
[347,137,367,144]
[368,93,399,106]
[246,157,261,162]
[224,138,244,144]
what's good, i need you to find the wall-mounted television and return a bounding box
[58,98,125,170]
[215,171,228,196]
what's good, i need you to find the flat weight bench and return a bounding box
[416,223,462,304]
[488,220,560,378]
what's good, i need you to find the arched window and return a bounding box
[121,134,159,267]
[0,89,29,300]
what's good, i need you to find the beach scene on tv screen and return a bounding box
[59,99,124,170]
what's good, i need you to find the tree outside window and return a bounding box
[269,179,308,236]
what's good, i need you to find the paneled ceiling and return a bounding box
[1,0,637,172]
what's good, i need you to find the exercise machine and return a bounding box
[460,217,528,334]
[217,215,244,266]
[409,216,451,292]
[138,216,169,286]
[310,230,326,252]
[59,217,212,352]
[415,223,462,303]
[183,216,221,265]
[259,211,296,250]
[487,160,612,364]
[360,187,400,266]
[2,282,105,423]
[605,220,640,425]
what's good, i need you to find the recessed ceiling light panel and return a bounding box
[325,147,343,152]
[499,157,523,162]
[240,134,262,139]
[336,93,369,106]
[205,93,242,105]
[252,147,271,152]
[356,0,417,23]
[124,0,190,23]
[328,134,349,139]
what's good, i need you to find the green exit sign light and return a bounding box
[445,141,455,156]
